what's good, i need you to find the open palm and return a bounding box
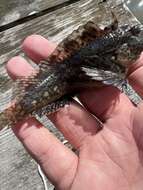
[7,35,143,190]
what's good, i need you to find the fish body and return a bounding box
[0,18,143,128]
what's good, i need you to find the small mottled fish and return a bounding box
[0,13,143,129]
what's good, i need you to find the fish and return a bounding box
[0,12,143,129]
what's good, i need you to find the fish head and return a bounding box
[116,26,143,67]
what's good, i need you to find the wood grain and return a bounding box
[0,125,55,190]
[0,0,70,27]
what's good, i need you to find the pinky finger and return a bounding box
[13,118,78,189]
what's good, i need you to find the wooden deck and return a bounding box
[0,0,142,189]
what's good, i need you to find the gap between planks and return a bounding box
[0,0,78,29]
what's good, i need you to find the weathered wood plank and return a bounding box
[0,0,72,27]
[0,0,142,189]
[125,0,143,23]
[0,126,54,190]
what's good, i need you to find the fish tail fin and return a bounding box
[0,110,12,130]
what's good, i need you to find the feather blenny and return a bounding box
[0,15,143,129]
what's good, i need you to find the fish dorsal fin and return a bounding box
[47,12,118,64]
[12,73,39,102]
[47,21,105,63]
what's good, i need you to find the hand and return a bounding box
[7,35,143,190]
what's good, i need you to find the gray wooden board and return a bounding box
[0,0,70,27]
[0,124,55,190]
[0,0,142,27]
[0,0,142,189]
[125,0,143,23]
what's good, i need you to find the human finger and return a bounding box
[6,57,78,188]
[13,118,78,189]
[6,47,100,149]
[6,56,35,79]
[22,34,56,63]
[78,86,134,122]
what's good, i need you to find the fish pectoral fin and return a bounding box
[81,66,120,82]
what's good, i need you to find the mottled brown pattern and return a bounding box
[48,12,119,63]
